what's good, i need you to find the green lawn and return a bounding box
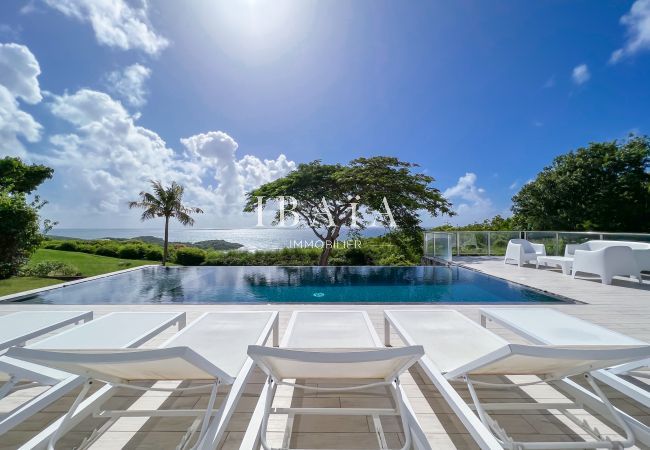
[0,249,157,297]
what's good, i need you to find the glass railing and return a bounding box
[423,230,650,258]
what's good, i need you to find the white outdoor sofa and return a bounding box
[567,243,642,285]
[566,240,650,273]
[504,239,546,266]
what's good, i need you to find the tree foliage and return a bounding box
[0,157,53,194]
[0,157,54,279]
[511,137,650,231]
[244,157,453,265]
[128,180,203,265]
[431,215,516,231]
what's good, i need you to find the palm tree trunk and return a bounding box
[163,216,169,266]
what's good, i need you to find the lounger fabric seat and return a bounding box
[0,310,92,351]
[0,311,186,436]
[8,311,278,450]
[385,309,650,450]
[480,307,650,445]
[243,310,429,450]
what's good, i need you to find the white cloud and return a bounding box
[43,0,169,55]
[181,131,295,213]
[0,86,42,157]
[571,64,590,85]
[611,0,650,63]
[443,172,496,224]
[509,181,519,190]
[0,43,42,157]
[105,63,151,107]
[0,43,42,103]
[39,89,294,226]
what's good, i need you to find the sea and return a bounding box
[49,228,387,251]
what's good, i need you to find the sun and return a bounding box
[196,0,315,65]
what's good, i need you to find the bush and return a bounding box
[0,193,43,278]
[56,241,79,251]
[117,244,145,259]
[174,247,206,265]
[144,247,163,261]
[22,261,81,278]
[94,245,120,258]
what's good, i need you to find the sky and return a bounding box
[1,0,649,229]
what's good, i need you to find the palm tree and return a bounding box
[128,180,203,266]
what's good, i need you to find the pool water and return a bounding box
[15,266,567,304]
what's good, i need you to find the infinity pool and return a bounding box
[13,266,567,304]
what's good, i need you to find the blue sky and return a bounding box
[1,0,649,229]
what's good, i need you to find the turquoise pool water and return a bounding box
[15,266,567,304]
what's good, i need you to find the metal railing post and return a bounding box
[456,232,460,256]
[555,232,559,257]
[487,232,491,256]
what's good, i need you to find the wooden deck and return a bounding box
[0,259,648,449]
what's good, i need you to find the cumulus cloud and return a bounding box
[46,89,194,213]
[43,0,169,55]
[443,172,495,224]
[181,131,295,213]
[611,0,650,63]
[40,89,294,225]
[0,43,42,103]
[571,64,590,85]
[0,43,42,157]
[105,63,151,107]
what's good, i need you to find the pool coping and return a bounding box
[1,264,575,305]
[0,264,159,303]
[448,260,581,304]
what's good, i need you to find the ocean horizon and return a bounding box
[49,227,388,250]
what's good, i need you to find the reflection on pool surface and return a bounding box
[15,266,567,304]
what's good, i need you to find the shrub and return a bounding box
[144,247,163,261]
[56,241,79,251]
[22,261,81,278]
[94,245,120,258]
[117,244,145,259]
[174,247,206,265]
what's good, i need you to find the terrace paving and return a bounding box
[0,257,649,449]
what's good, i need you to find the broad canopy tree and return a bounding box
[511,136,650,232]
[244,157,453,265]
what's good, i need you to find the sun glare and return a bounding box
[197,0,314,65]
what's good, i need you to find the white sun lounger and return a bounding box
[8,311,278,450]
[480,307,650,446]
[385,309,650,450]
[0,310,92,352]
[242,310,429,450]
[0,311,185,437]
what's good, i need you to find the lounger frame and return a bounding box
[480,308,650,447]
[242,310,431,450]
[13,311,278,450]
[0,311,93,352]
[386,310,648,450]
[0,312,186,440]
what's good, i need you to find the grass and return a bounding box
[0,249,158,297]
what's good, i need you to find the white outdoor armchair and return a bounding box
[572,245,642,285]
[504,239,546,267]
